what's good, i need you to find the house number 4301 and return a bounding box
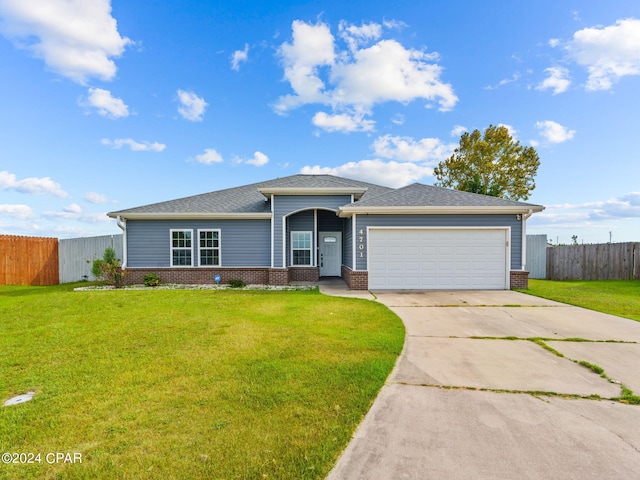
[358,229,365,257]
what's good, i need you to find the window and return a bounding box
[171,230,192,266]
[291,231,312,266]
[199,229,220,266]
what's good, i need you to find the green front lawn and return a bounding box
[524,279,640,321]
[0,284,404,479]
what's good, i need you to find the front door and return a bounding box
[319,232,342,277]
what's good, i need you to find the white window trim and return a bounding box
[170,229,193,267]
[197,229,221,267]
[290,231,312,267]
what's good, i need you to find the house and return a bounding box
[107,174,544,290]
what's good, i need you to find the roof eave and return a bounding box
[106,212,273,220]
[338,205,545,217]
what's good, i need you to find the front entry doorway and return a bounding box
[319,232,342,277]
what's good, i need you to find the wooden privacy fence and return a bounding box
[546,242,640,281]
[0,235,59,285]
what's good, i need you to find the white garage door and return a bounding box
[368,228,509,290]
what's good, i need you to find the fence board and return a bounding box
[0,235,59,285]
[59,234,123,283]
[547,242,639,281]
[526,234,547,279]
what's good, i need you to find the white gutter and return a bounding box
[521,209,534,270]
[107,212,272,220]
[116,215,127,268]
[338,205,545,217]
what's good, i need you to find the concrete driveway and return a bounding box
[325,290,640,480]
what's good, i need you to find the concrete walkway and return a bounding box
[320,287,640,480]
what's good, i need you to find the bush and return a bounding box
[144,273,161,287]
[228,279,246,288]
[92,247,125,288]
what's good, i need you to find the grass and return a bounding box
[0,284,405,480]
[523,279,640,321]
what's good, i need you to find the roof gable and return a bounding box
[107,174,392,218]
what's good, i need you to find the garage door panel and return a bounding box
[369,228,508,290]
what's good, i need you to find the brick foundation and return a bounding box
[124,267,270,286]
[510,270,529,290]
[342,266,369,290]
[289,267,320,282]
[268,268,289,286]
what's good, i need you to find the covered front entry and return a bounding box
[368,228,510,290]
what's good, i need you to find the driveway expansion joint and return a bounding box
[387,381,617,401]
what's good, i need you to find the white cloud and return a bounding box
[0,0,131,84]
[194,148,224,164]
[535,120,576,144]
[589,192,640,220]
[338,20,382,52]
[301,159,432,188]
[275,20,335,113]
[238,151,269,167]
[85,192,108,204]
[0,170,68,197]
[42,204,110,223]
[101,138,166,152]
[177,89,208,121]
[391,114,405,125]
[312,110,375,133]
[548,38,561,48]
[81,88,129,118]
[531,192,640,230]
[536,66,571,95]
[450,125,467,137]
[486,72,520,90]
[567,18,640,91]
[330,39,456,110]
[0,204,34,219]
[371,134,454,162]
[275,20,457,131]
[231,43,249,71]
[64,203,82,214]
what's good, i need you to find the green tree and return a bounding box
[434,124,540,201]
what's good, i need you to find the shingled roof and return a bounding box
[108,174,543,219]
[107,174,393,218]
[340,182,543,209]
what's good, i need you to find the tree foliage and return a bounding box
[434,124,540,201]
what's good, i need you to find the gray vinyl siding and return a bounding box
[273,195,351,268]
[126,219,271,268]
[344,216,353,269]
[355,215,522,271]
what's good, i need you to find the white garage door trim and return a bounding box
[367,227,511,290]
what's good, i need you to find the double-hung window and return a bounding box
[291,231,312,266]
[199,229,220,266]
[171,230,193,266]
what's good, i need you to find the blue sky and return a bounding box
[1,0,639,244]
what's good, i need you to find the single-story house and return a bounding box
[107,174,544,290]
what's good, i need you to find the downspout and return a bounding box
[521,209,533,270]
[116,216,127,268]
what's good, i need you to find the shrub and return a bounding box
[228,279,246,288]
[144,273,161,287]
[92,247,125,288]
